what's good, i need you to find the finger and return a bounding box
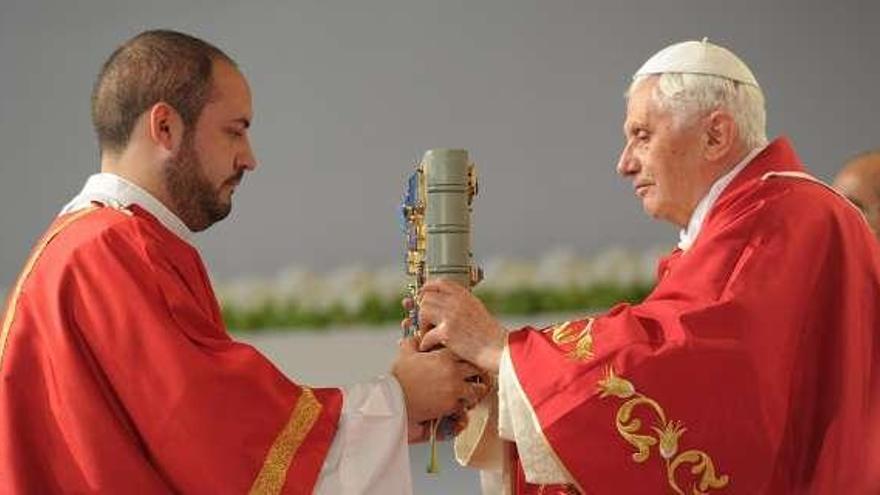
[416,302,439,333]
[454,412,469,435]
[441,277,467,293]
[421,278,462,296]
[408,421,429,444]
[459,382,489,409]
[468,382,491,403]
[426,346,454,359]
[416,291,446,309]
[400,317,411,331]
[419,325,446,351]
[419,279,444,294]
[476,371,493,385]
[399,337,419,353]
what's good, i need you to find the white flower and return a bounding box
[590,247,641,286]
[480,256,537,292]
[534,246,591,289]
[216,277,276,311]
[324,265,375,312]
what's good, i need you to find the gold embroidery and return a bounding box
[249,388,322,494]
[536,484,580,494]
[0,206,99,369]
[549,319,594,361]
[597,367,729,494]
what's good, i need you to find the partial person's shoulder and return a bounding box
[718,170,846,214]
[731,172,866,238]
[757,172,859,219]
[706,170,865,244]
[47,204,187,263]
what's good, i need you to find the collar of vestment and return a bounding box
[678,137,804,251]
[678,145,765,251]
[60,172,194,244]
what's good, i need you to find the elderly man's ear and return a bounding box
[703,110,737,162]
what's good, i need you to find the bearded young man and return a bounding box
[411,40,880,494]
[0,30,487,494]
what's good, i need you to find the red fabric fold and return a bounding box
[1,206,341,494]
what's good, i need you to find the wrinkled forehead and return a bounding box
[623,78,663,127]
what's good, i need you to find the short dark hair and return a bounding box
[91,29,236,154]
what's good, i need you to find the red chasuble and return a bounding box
[507,138,880,494]
[0,205,342,494]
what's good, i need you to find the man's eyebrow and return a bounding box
[623,122,640,135]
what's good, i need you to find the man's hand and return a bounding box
[392,338,488,429]
[413,279,507,374]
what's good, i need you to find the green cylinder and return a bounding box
[422,149,473,287]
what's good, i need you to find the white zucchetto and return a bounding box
[634,38,760,88]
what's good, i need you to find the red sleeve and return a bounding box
[71,217,343,494]
[1,208,341,494]
[508,180,879,494]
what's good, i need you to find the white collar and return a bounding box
[677,145,765,251]
[60,172,194,243]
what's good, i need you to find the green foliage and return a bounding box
[223,283,653,332]
[474,283,651,316]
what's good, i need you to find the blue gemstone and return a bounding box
[398,202,409,233]
[405,172,418,206]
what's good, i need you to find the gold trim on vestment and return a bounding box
[547,319,594,361]
[597,366,729,494]
[249,388,322,495]
[0,206,100,369]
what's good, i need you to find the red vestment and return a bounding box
[507,138,880,494]
[0,205,342,494]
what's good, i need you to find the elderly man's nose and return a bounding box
[617,145,637,176]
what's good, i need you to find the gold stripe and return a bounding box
[0,206,100,369]
[249,388,322,495]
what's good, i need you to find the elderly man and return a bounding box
[414,40,880,493]
[833,150,880,239]
[0,30,486,494]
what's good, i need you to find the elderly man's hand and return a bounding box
[415,279,507,374]
[392,337,488,435]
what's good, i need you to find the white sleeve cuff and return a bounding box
[497,346,571,485]
[314,376,413,495]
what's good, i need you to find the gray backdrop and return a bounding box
[1,0,878,289]
[0,1,877,493]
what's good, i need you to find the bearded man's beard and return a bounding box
[163,137,232,232]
